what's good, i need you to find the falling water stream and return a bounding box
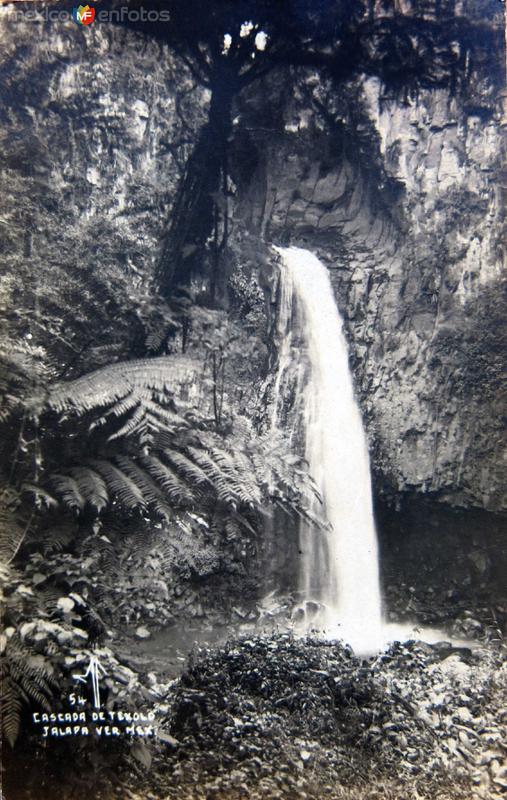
[273,247,463,653]
[274,246,383,650]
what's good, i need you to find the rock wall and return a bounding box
[231,58,506,512]
[0,13,208,371]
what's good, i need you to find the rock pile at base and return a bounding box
[143,634,506,800]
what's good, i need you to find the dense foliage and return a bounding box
[6,633,506,799]
[0,254,325,749]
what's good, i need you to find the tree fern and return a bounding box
[36,358,324,535]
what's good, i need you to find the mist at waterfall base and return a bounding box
[273,247,459,655]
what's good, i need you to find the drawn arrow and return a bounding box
[72,653,107,709]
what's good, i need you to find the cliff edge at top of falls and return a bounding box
[0,7,505,512]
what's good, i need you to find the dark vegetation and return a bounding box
[4,634,507,799]
[0,284,323,749]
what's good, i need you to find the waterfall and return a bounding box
[273,246,383,651]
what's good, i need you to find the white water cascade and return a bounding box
[271,246,471,654]
[273,246,384,651]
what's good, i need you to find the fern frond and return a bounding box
[106,401,146,440]
[0,488,28,563]
[144,399,187,431]
[27,522,77,555]
[49,474,84,511]
[17,676,52,712]
[2,638,57,746]
[68,467,109,512]
[202,445,260,506]
[115,456,174,520]
[225,451,261,506]
[1,678,22,747]
[44,357,199,450]
[90,393,141,432]
[229,513,257,537]
[140,455,195,504]
[22,483,59,511]
[185,447,233,504]
[165,450,211,487]
[274,498,328,531]
[46,357,195,414]
[88,460,146,510]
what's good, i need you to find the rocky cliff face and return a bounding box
[231,58,506,512]
[0,14,208,372]
[1,8,505,512]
